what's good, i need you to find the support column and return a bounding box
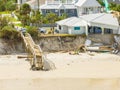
[101,27,104,35]
[59,9,60,16]
[86,25,88,36]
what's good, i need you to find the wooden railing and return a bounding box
[20,32,43,70]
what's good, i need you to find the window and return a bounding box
[55,9,58,12]
[70,9,74,13]
[46,10,50,13]
[74,27,80,30]
[104,28,113,34]
[59,25,61,30]
[60,9,64,13]
[89,26,102,34]
[94,27,102,34]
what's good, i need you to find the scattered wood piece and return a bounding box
[87,53,95,56]
[17,55,33,59]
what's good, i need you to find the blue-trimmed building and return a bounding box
[40,1,77,17]
[40,0,102,17]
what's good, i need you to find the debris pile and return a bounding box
[70,37,120,55]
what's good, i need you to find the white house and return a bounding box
[40,0,102,17]
[56,13,119,35]
[75,0,101,16]
[17,0,102,17]
[40,0,77,17]
[81,13,119,34]
[56,17,87,34]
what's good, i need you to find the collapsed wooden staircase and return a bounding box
[20,32,43,70]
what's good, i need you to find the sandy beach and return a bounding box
[0,52,120,90]
[0,52,120,78]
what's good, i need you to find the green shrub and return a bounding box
[0,26,20,40]
[26,26,39,38]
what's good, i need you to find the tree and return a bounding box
[58,13,67,20]
[45,12,59,24]
[0,0,5,11]
[97,0,105,7]
[44,12,59,33]
[19,3,31,26]
[109,3,120,12]
[0,15,10,29]
[109,3,117,10]
[5,0,17,11]
[20,15,31,26]
[30,10,43,27]
[20,3,31,15]
[26,26,39,38]
[0,0,16,11]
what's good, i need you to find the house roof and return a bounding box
[75,0,101,7]
[80,13,119,29]
[26,0,45,5]
[40,3,76,9]
[40,4,60,9]
[56,17,76,25]
[56,13,119,30]
[56,17,87,26]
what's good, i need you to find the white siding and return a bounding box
[113,29,119,34]
[119,28,120,34]
[77,7,83,16]
[58,25,68,34]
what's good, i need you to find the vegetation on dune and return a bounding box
[0,15,20,40]
[0,26,20,40]
[0,0,17,11]
[0,0,81,39]
[26,26,39,38]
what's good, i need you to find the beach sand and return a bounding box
[0,52,120,90]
